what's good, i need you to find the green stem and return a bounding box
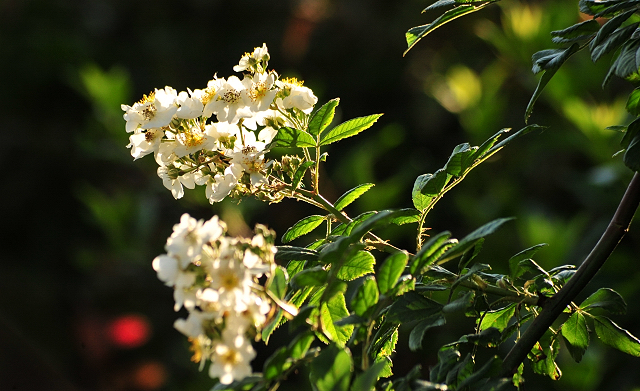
[499,172,640,377]
[456,280,539,306]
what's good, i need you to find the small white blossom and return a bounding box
[209,329,256,384]
[121,87,178,132]
[128,128,164,160]
[205,76,253,123]
[176,89,205,119]
[233,43,270,73]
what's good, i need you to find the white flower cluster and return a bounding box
[152,213,277,384]
[121,44,318,203]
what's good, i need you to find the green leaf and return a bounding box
[404,2,497,55]
[419,168,451,196]
[348,210,407,242]
[580,288,627,314]
[430,346,461,383]
[594,315,640,356]
[526,44,582,123]
[337,251,376,281]
[275,246,319,262]
[310,344,353,391]
[282,215,326,243]
[580,0,640,18]
[591,22,638,63]
[456,356,504,390]
[446,353,474,387]
[323,280,348,302]
[438,218,514,264]
[288,331,315,360]
[291,266,328,289]
[474,128,511,159]
[443,291,475,313]
[263,346,291,381]
[412,174,434,210]
[291,160,316,190]
[411,231,455,275]
[319,114,383,146]
[550,19,599,44]
[309,98,340,138]
[627,87,640,116]
[409,313,446,351]
[528,330,561,380]
[352,276,379,317]
[611,38,640,81]
[389,209,421,225]
[591,10,637,50]
[320,292,353,346]
[350,360,387,391]
[268,266,288,300]
[451,263,491,292]
[286,259,306,278]
[386,291,443,323]
[377,251,409,295]
[624,131,640,171]
[458,238,484,270]
[444,143,476,176]
[272,126,317,148]
[508,243,548,280]
[335,183,375,211]
[479,304,516,332]
[487,124,545,154]
[561,312,589,362]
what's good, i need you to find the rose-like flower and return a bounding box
[209,329,256,384]
[121,86,178,132]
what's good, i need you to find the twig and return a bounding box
[499,172,640,377]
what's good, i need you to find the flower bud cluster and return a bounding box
[152,213,277,384]
[121,44,318,203]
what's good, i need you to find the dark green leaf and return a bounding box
[508,243,548,280]
[377,251,409,295]
[451,263,491,292]
[443,291,475,313]
[591,23,638,63]
[348,210,406,242]
[404,3,497,55]
[412,174,434,210]
[479,304,516,332]
[612,38,640,80]
[319,114,383,146]
[288,331,315,360]
[627,87,640,116]
[624,131,640,171]
[474,128,511,159]
[335,183,375,211]
[456,356,504,390]
[487,124,545,154]
[526,44,582,123]
[594,315,640,356]
[291,266,328,289]
[386,291,443,323]
[446,353,473,387]
[419,169,451,196]
[580,288,627,314]
[591,10,636,49]
[389,209,421,225]
[430,346,461,383]
[323,280,348,302]
[458,238,484,270]
[451,327,502,348]
[286,259,306,278]
[308,98,340,138]
[561,312,589,362]
[423,0,456,11]
[289,304,316,332]
[309,344,353,391]
[551,19,600,44]
[409,313,446,351]
[291,160,316,190]
[352,276,380,317]
[263,346,291,381]
[438,218,514,264]
[275,246,319,262]
[282,215,326,243]
[411,231,456,274]
[272,126,316,148]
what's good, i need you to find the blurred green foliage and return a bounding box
[2,0,639,390]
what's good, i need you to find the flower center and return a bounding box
[221,349,242,365]
[179,131,206,148]
[223,90,241,104]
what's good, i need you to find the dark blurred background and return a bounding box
[2,0,640,390]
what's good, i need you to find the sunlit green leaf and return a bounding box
[309,98,340,138]
[291,160,316,190]
[272,126,317,148]
[275,246,319,262]
[335,183,375,211]
[263,346,291,380]
[419,168,451,196]
[410,231,456,274]
[409,313,446,351]
[288,331,315,360]
[352,276,379,317]
[474,128,511,159]
[337,251,375,281]
[479,304,516,332]
[444,143,476,176]
[320,292,353,346]
[282,215,326,243]
[350,360,387,391]
[594,315,640,356]
[319,114,383,146]
[377,251,409,295]
[268,265,288,300]
[291,266,328,289]
[581,288,627,314]
[310,344,353,391]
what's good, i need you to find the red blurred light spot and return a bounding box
[133,361,167,390]
[108,314,151,348]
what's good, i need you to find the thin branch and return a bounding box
[499,172,640,377]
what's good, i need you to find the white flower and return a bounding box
[229,148,268,187]
[121,87,178,132]
[154,140,178,166]
[128,128,164,160]
[276,79,318,113]
[176,89,205,119]
[243,72,277,112]
[157,165,196,199]
[166,213,225,260]
[206,166,240,203]
[233,43,270,73]
[209,329,256,384]
[152,253,196,284]
[205,122,240,151]
[174,309,213,338]
[207,246,252,312]
[173,125,216,158]
[205,76,253,123]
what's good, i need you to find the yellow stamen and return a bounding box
[138,91,156,104]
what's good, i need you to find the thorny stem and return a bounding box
[499,172,640,377]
